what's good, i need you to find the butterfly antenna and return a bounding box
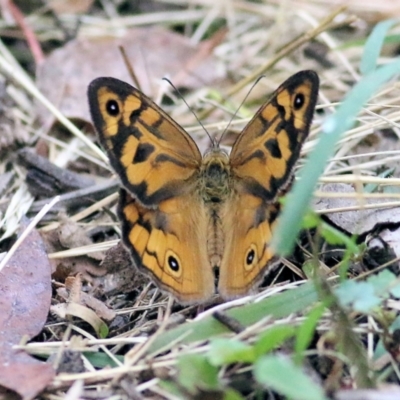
[162,77,215,147]
[217,75,265,146]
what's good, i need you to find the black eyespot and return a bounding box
[106,100,119,116]
[246,249,255,265]
[294,93,305,110]
[168,255,180,272]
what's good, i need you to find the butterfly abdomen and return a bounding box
[206,208,224,269]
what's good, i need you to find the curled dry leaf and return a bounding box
[91,241,148,296]
[41,219,107,280]
[57,287,116,321]
[51,299,109,338]
[57,219,104,260]
[53,273,114,338]
[0,219,54,400]
[35,26,226,128]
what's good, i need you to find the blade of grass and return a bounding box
[360,19,397,75]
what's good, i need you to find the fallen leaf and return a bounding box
[91,241,147,296]
[57,219,104,260]
[46,0,94,15]
[36,26,225,127]
[0,219,54,399]
[41,220,107,280]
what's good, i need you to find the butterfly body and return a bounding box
[88,70,319,303]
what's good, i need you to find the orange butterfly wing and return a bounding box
[119,190,214,303]
[230,71,319,201]
[88,78,214,303]
[88,78,202,206]
[219,71,319,298]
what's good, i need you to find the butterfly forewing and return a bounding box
[88,77,202,207]
[229,70,319,203]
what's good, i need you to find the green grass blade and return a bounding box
[360,19,397,75]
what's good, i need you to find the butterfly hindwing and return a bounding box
[119,189,214,303]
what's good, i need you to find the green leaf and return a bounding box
[254,325,296,357]
[254,355,328,400]
[320,223,358,253]
[272,59,400,256]
[208,338,255,365]
[302,260,315,279]
[336,280,381,313]
[368,270,395,297]
[360,19,397,75]
[366,270,400,298]
[295,302,326,359]
[158,380,186,398]
[83,351,122,368]
[390,283,400,298]
[301,210,320,229]
[364,168,394,193]
[177,354,220,394]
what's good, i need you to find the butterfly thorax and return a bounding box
[199,148,232,204]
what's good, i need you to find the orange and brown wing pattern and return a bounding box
[230,70,319,202]
[220,70,319,298]
[88,77,202,207]
[219,193,280,298]
[118,189,215,303]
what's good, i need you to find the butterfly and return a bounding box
[88,70,319,304]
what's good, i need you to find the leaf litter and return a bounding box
[1,1,400,399]
[0,218,54,399]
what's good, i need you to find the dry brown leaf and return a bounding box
[46,0,94,15]
[41,220,107,281]
[57,219,104,260]
[57,287,116,321]
[0,219,54,399]
[91,241,147,296]
[35,26,225,127]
